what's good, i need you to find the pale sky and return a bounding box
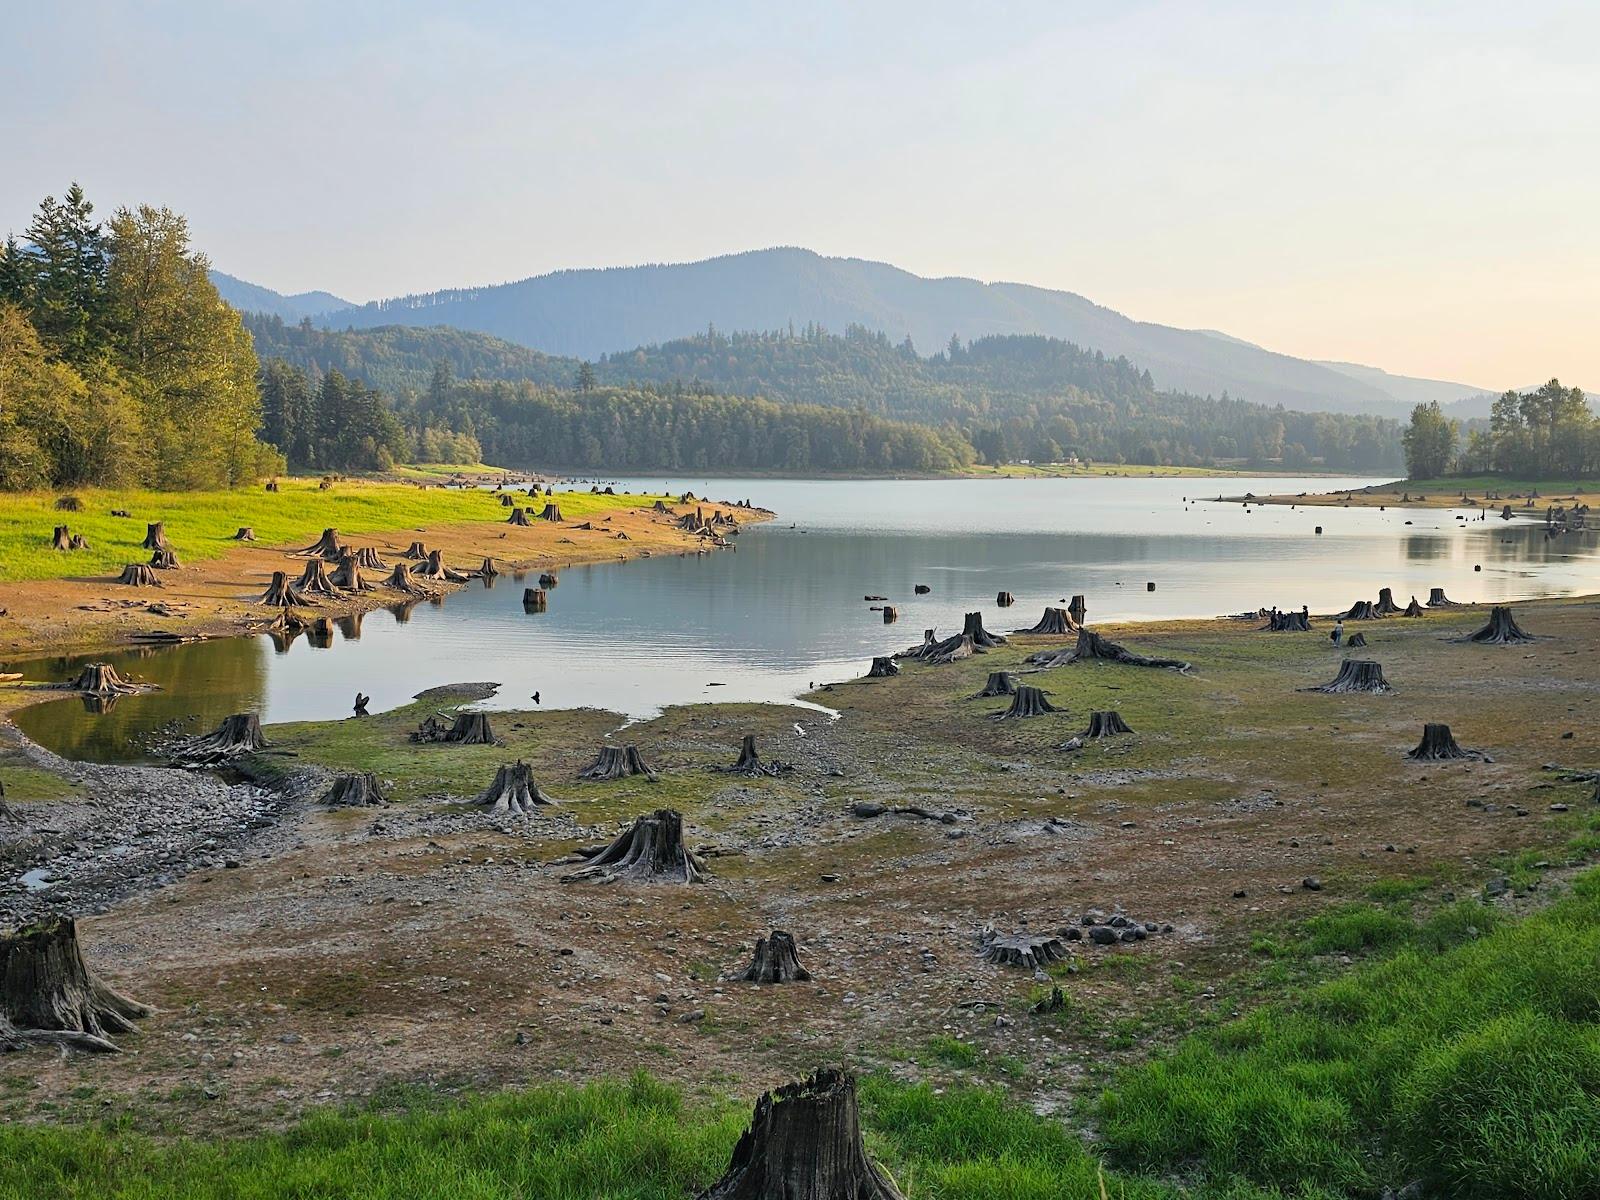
[5,1,1596,389]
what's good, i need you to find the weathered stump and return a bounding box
[293,559,337,596]
[442,712,496,745]
[353,547,386,570]
[1343,600,1381,620]
[1304,660,1394,694]
[978,927,1070,971]
[1020,607,1076,635]
[412,550,467,582]
[296,528,341,558]
[564,809,706,884]
[507,508,532,526]
[881,605,898,623]
[145,546,180,570]
[50,525,72,551]
[1427,587,1459,607]
[522,587,548,611]
[972,671,1017,698]
[1403,597,1426,617]
[1405,723,1485,761]
[923,633,976,664]
[170,713,268,764]
[476,557,499,578]
[538,503,563,522]
[913,583,931,594]
[717,734,793,776]
[993,685,1060,720]
[996,590,1015,607]
[865,656,899,678]
[538,571,559,588]
[384,564,425,595]
[1067,594,1087,625]
[141,522,170,551]
[1456,606,1537,645]
[652,499,672,514]
[469,760,555,812]
[322,773,388,806]
[329,555,372,592]
[0,916,149,1053]
[403,541,429,559]
[265,479,279,492]
[60,664,149,698]
[115,563,161,587]
[1082,710,1133,738]
[54,495,82,512]
[696,1068,902,1200]
[1375,587,1402,615]
[897,628,939,659]
[233,527,255,541]
[962,611,1007,649]
[578,745,659,782]
[1028,628,1191,671]
[734,931,812,984]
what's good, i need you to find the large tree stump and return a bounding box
[717,734,794,776]
[384,564,426,595]
[1405,723,1486,761]
[0,917,149,1054]
[147,546,180,570]
[522,587,548,611]
[1427,587,1459,607]
[1261,610,1311,631]
[1067,594,1087,625]
[1375,587,1402,615]
[1343,600,1381,620]
[297,528,342,558]
[1304,660,1395,694]
[1456,606,1537,645]
[476,557,499,578]
[1403,596,1426,617]
[1019,607,1076,635]
[696,1068,902,1200]
[564,809,706,883]
[469,760,555,812]
[579,745,659,782]
[507,507,532,526]
[972,671,1018,697]
[897,628,939,659]
[411,550,468,582]
[233,526,255,541]
[500,493,516,507]
[50,525,72,551]
[441,712,496,745]
[141,522,170,551]
[322,773,388,806]
[1028,628,1191,671]
[402,541,429,559]
[978,927,1069,971]
[115,563,161,587]
[962,611,1007,649]
[865,656,899,678]
[996,590,1015,607]
[733,931,812,984]
[538,503,563,522]
[652,499,673,514]
[993,684,1059,720]
[59,664,151,698]
[171,713,268,764]
[353,547,386,570]
[1082,710,1133,738]
[329,554,373,592]
[296,558,340,596]
[924,633,976,664]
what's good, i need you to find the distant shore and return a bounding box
[1221,473,1600,510]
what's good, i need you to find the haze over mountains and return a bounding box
[212,248,1495,420]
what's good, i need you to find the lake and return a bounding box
[9,475,1598,762]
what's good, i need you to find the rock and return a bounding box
[1088,926,1119,945]
[677,1009,706,1024]
[1302,877,1322,891]
[850,801,887,819]
[1484,876,1509,898]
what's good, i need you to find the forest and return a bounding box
[1403,381,1597,480]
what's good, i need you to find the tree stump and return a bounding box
[384,564,425,595]
[522,587,548,612]
[962,611,1007,648]
[353,547,386,570]
[322,772,388,806]
[291,528,338,558]
[265,479,279,492]
[68,534,89,550]
[1261,610,1311,631]
[1343,600,1381,620]
[579,745,659,782]
[141,522,170,551]
[539,571,559,588]
[1304,660,1394,694]
[144,546,180,570]
[972,671,1017,698]
[1067,594,1087,625]
[865,656,900,678]
[507,508,532,526]
[696,1068,902,1200]
[1029,628,1190,671]
[1019,607,1076,635]
[500,494,516,506]
[60,664,149,698]
[978,927,1070,971]
[652,499,672,514]
[476,557,499,578]
[292,559,338,596]
[1375,587,1402,615]
[329,555,373,592]
[996,590,1015,607]
[1406,723,1486,761]
[538,503,563,522]
[881,605,898,623]
[259,570,310,606]
[54,495,82,512]
[403,541,429,559]
[50,525,73,551]
[913,583,931,594]
[1456,606,1537,645]
[233,527,255,541]
[412,550,467,582]
[718,734,794,776]
[993,684,1059,720]
[923,633,976,664]
[0,916,149,1054]
[1346,631,1368,647]
[441,712,496,745]
[734,931,812,984]
[115,563,161,587]
[1427,587,1459,607]
[469,760,555,812]
[353,692,370,716]
[1402,597,1426,617]
[170,713,268,764]
[563,809,706,883]
[897,628,939,660]
[1082,710,1133,738]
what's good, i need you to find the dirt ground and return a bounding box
[3,591,1598,1129]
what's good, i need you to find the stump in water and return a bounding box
[384,564,425,595]
[507,507,532,526]
[50,525,72,551]
[61,664,148,698]
[296,528,341,558]
[881,605,898,623]
[1029,628,1191,672]
[171,713,267,764]
[353,547,385,570]
[734,931,812,984]
[539,571,559,587]
[1067,594,1087,625]
[913,583,931,594]
[233,527,255,541]
[564,809,706,884]
[696,1068,902,1200]
[403,541,429,559]
[329,554,372,592]
[476,557,499,578]
[115,563,160,587]
[1406,723,1486,761]
[962,611,1007,649]
[717,734,794,776]
[1261,610,1311,631]
[296,558,340,596]
[1304,659,1394,694]
[522,587,548,611]
[996,590,1015,607]
[1082,710,1133,738]
[972,671,1018,698]
[994,684,1060,720]
[470,760,555,812]
[1020,607,1076,635]
[1456,605,1537,645]
[1427,587,1459,607]
[1403,597,1426,617]
[322,773,388,807]
[141,522,170,551]
[148,547,180,570]
[0,916,149,1054]
[538,503,563,522]
[978,927,1070,971]
[866,656,900,678]
[259,570,311,606]
[579,745,659,782]
[443,712,496,745]
[1343,600,1381,620]
[1375,587,1402,615]
[1346,631,1368,648]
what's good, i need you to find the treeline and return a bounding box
[0,185,279,491]
[1404,380,1597,480]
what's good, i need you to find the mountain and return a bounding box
[285,247,1483,418]
[209,271,353,323]
[1313,360,1487,411]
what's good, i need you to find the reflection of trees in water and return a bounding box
[336,613,363,641]
[1401,534,1454,562]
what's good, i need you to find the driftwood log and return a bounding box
[1304,660,1395,694]
[0,916,149,1053]
[865,656,899,678]
[978,926,1070,971]
[1427,587,1459,607]
[141,522,170,551]
[297,528,341,559]
[322,773,388,807]
[1082,710,1133,738]
[171,713,268,764]
[733,930,812,984]
[469,760,555,812]
[1405,723,1487,761]
[1455,606,1537,645]
[563,809,705,884]
[115,563,160,587]
[993,684,1059,719]
[1019,607,1076,635]
[579,745,659,782]
[717,734,794,776]
[696,1068,902,1200]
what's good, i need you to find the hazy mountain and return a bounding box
[1313,360,1488,410]
[210,270,353,323]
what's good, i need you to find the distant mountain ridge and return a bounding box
[216,248,1494,417]
[210,270,353,323]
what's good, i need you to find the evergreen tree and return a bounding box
[22,183,108,365]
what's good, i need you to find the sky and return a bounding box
[5,1,1596,390]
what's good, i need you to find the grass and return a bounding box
[1098,870,1600,1199]
[0,478,659,583]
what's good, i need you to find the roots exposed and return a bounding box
[0,916,149,1054]
[476,557,499,578]
[322,773,388,807]
[538,503,563,522]
[1019,607,1077,635]
[1304,659,1395,694]
[962,610,1007,649]
[564,809,706,884]
[733,930,812,984]
[924,633,977,664]
[1403,597,1426,617]
[1082,710,1133,738]
[171,713,268,764]
[696,1068,902,1200]
[297,528,342,559]
[59,664,151,698]
[1428,587,1460,607]
[296,559,340,597]
[972,671,1017,697]
[1455,605,1538,645]
[1375,587,1402,615]
[329,555,373,592]
[507,508,532,526]
[652,499,672,514]
[1406,723,1487,761]
[1346,632,1368,648]
[993,684,1059,720]
[384,564,426,595]
[233,526,255,541]
[978,927,1070,971]
[717,734,794,776]
[403,541,429,559]
[1343,600,1381,620]
[148,547,180,570]
[352,547,386,570]
[579,745,659,783]
[1027,628,1191,672]
[257,569,312,606]
[470,760,556,812]
[412,550,469,582]
[115,563,160,587]
[865,656,900,678]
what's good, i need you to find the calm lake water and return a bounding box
[9,475,1598,762]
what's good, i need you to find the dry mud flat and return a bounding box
[2,594,1597,1123]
